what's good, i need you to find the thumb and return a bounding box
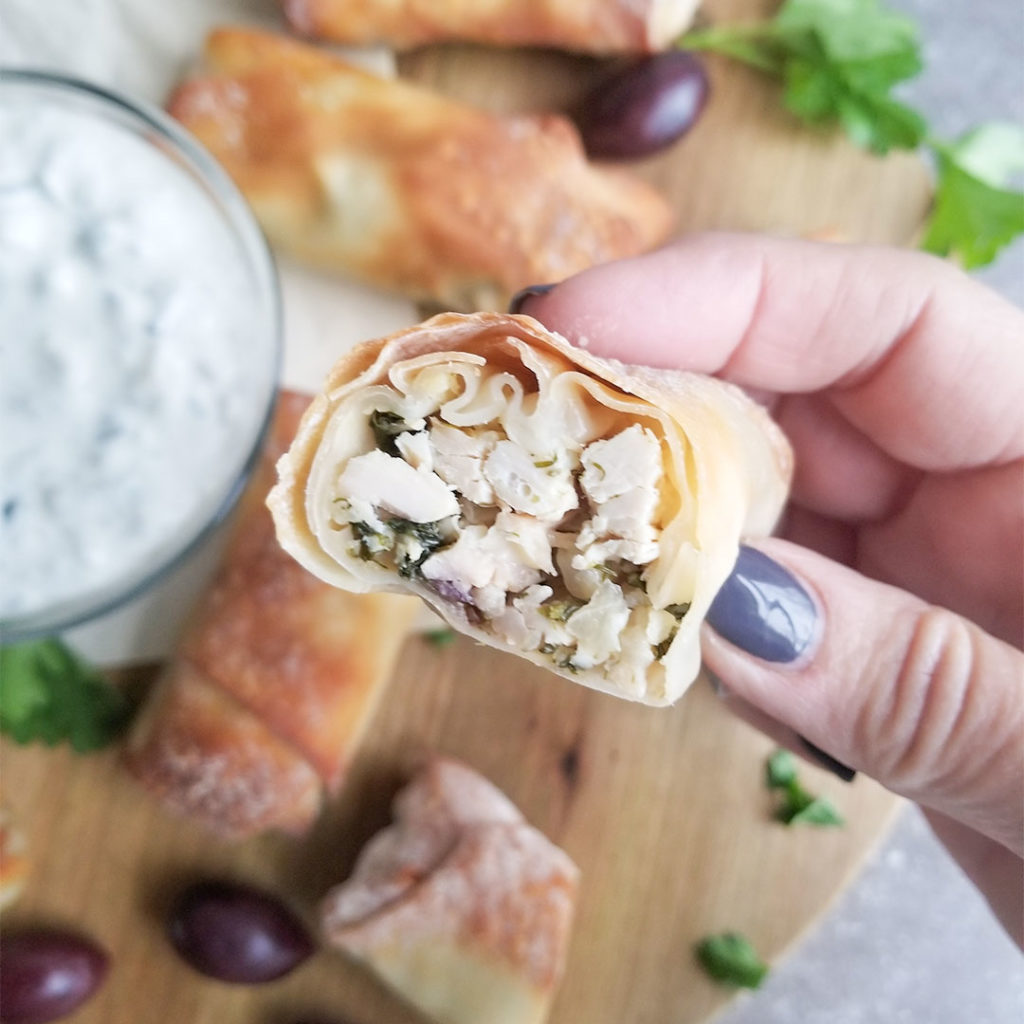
[702,540,1024,856]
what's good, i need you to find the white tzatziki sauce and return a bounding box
[0,95,277,624]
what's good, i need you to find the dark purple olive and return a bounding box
[166,879,315,984]
[0,929,108,1024]
[575,51,710,160]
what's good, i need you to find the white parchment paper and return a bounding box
[2,0,419,661]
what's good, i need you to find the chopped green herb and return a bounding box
[422,628,456,648]
[765,747,845,826]
[538,642,578,672]
[695,932,769,988]
[0,638,132,752]
[682,0,925,155]
[680,0,1024,267]
[369,409,417,456]
[388,518,449,579]
[765,747,799,788]
[921,125,1024,269]
[351,520,392,561]
[540,599,584,623]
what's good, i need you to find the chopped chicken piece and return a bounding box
[336,449,459,523]
[483,440,578,519]
[429,422,500,505]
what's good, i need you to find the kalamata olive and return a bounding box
[166,879,314,984]
[575,51,710,160]
[0,929,108,1024]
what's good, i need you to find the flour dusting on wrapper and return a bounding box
[268,312,792,706]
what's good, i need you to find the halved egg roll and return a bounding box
[269,313,792,706]
[125,391,418,838]
[167,27,674,311]
[283,0,700,54]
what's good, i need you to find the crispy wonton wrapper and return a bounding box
[269,314,792,706]
[283,0,700,54]
[321,757,579,1024]
[167,27,673,312]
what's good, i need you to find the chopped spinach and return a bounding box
[370,409,418,456]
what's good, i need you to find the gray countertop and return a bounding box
[722,2,1024,1021]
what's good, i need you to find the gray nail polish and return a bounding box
[508,283,555,314]
[706,546,817,663]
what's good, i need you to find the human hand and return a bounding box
[512,233,1024,946]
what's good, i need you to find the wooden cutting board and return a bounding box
[1,3,932,1023]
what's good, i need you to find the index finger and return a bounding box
[519,233,1024,471]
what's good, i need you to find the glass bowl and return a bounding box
[0,69,282,643]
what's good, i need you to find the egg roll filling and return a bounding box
[314,340,696,697]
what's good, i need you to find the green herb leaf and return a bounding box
[921,127,1024,269]
[765,747,845,827]
[786,795,845,826]
[0,638,131,753]
[369,409,418,456]
[683,0,926,154]
[423,627,456,648]
[765,748,799,789]
[695,932,769,988]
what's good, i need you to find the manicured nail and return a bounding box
[508,283,555,314]
[706,546,818,663]
[799,736,857,782]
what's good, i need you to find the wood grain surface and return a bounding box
[1,3,932,1023]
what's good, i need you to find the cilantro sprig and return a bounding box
[0,638,132,753]
[765,748,844,826]
[681,0,1024,268]
[695,932,769,988]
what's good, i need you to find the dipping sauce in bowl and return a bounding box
[0,71,281,640]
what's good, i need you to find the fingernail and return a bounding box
[706,546,818,663]
[799,736,857,783]
[508,283,555,314]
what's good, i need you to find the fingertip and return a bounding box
[507,283,556,315]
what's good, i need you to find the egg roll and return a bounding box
[268,313,792,706]
[167,27,674,312]
[321,757,578,1024]
[125,391,417,838]
[283,0,700,53]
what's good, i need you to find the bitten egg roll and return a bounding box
[269,313,792,706]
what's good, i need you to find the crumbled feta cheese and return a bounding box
[565,580,630,669]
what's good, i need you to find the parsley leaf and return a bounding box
[683,0,926,154]
[765,747,844,827]
[681,1,1024,268]
[422,627,456,648]
[921,125,1024,269]
[696,932,769,988]
[0,638,131,753]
